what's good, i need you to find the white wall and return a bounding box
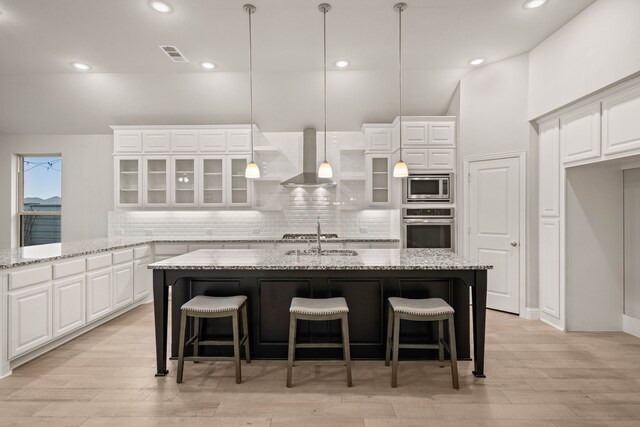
[624,168,640,319]
[565,163,624,331]
[528,0,640,119]
[0,135,113,249]
[455,54,539,310]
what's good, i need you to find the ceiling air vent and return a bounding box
[159,45,188,63]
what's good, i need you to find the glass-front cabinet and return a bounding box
[172,157,197,207]
[143,157,170,207]
[367,155,391,206]
[228,156,251,207]
[200,156,226,207]
[115,157,142,207]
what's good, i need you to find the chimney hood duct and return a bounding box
[280,128,336,188]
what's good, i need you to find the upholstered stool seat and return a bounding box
[177,295,250,385]
[386,297,459,389]
[287,297,352,388]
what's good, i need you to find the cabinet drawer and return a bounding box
[134,246,151,259]
[86,253,112,271]
[114,131,142,153]
[53,259,86,280]
[142,131,171,152]
[154,244,189,255]
[9,266,51,290]
[113,249,134,264]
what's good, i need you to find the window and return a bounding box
[17,155,62,247]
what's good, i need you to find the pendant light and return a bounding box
[393,2,409,178]
[317,3,333,178]
[244,4,260,179]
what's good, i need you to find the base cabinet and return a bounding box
[134,258,152,301]
[86,268,112,323]
[53,275,86,338]
[8,283,53,359]
[113,263,134,310]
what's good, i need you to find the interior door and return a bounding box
[469,157,521,314]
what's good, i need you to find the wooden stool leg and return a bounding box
[448,314,459,389]
[242,304,251,364]
[341,314,353,387]
[177,310,188,384]
[385,305,393,367]
[438,320,444,368]
[193,317,200,363]
[232,311,242,384]
[391,314,401,388]
[286,313,297,388]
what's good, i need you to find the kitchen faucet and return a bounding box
[316,217,322,255]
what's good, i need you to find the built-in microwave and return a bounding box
[404,173,453,203]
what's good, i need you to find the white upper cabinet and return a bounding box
[226,130,252,153]
[142,131,171,153]
[114,130,142,153]
[402,123,429,148]
[539,118,561,217]
[172,157,198,207]
[560,102,601,164]
[115,157,142,208]
[428,122,455,147]
[199,130,227,152]
[602,82,640,156]
[171,130,198,152]
[200,156,226,207]
[402,149,429,171]
[143,157,170,207]
[227,156,252,207]
[427,149,456,170]
[364,127,394,152]
[366,155,392,206]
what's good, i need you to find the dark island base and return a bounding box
[154,269,487,378]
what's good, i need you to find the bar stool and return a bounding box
[177,295,250,384]
[287,297,352,388]
[385,297,459,389]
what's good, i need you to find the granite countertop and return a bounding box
[0,237,400,270]
[148,248,492,271]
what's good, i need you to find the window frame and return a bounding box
[16,154,62,247]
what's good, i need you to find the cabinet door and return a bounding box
[227,156,252,207]
[199,130,227,152]
[365,128,393,152]
[133,259,151,301]
[602,83,640,155]
[172,157,198,207]
[539,218,563,329]
[402,122,428,148]
[143,157,170,207]
[86,267,112,323]
[402,149,428,171]
[115,157,142,208]
[53,275,85,338]
[428,122,455,147]
[171,130,198,152]
[226,130,252,153]
[113,263,134,310]
[427,149,455,170]
[114,130,142,153]
[9,283,53,359]
[561,103,601,164]
[367,155,391,206]
[539,118,561,217]
[200,156,226,207]
[142,131,171,152]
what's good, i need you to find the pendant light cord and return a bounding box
[398,3,404,161]
[248,5,255,163]
[323,6,328,163]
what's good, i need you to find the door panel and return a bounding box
[469,157,521,314]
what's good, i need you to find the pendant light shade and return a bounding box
[318,3,333,178]
[393,2,408,179]
[244,4,260,179]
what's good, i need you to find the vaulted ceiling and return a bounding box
[0,0,595,134]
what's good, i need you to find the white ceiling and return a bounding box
[0,0,595,134]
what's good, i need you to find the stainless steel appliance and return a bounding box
[402,207,455,250]
[404,173,453,203]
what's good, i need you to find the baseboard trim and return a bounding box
[523,307,540,320]
[623,314,640,338]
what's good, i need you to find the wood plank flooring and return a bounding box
[1,304,640,426]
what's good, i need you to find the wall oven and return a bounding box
[402,208,455,250]
[404,173,453,203]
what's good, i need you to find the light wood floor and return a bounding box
[1,304,640,426]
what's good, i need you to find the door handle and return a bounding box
[510,241,518,247]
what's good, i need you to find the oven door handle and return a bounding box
[403,219,454,224]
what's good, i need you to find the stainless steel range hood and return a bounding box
[280,128,336,188]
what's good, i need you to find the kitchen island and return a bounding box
[150,248,491,378]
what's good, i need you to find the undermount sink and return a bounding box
[285,249,359,257]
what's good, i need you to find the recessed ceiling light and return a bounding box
[469,58,485,66]
[200,62,216,70]
[71,62,91,71]
[334,60,350,68]
[149,1,173,13]
[523,0,548,9]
